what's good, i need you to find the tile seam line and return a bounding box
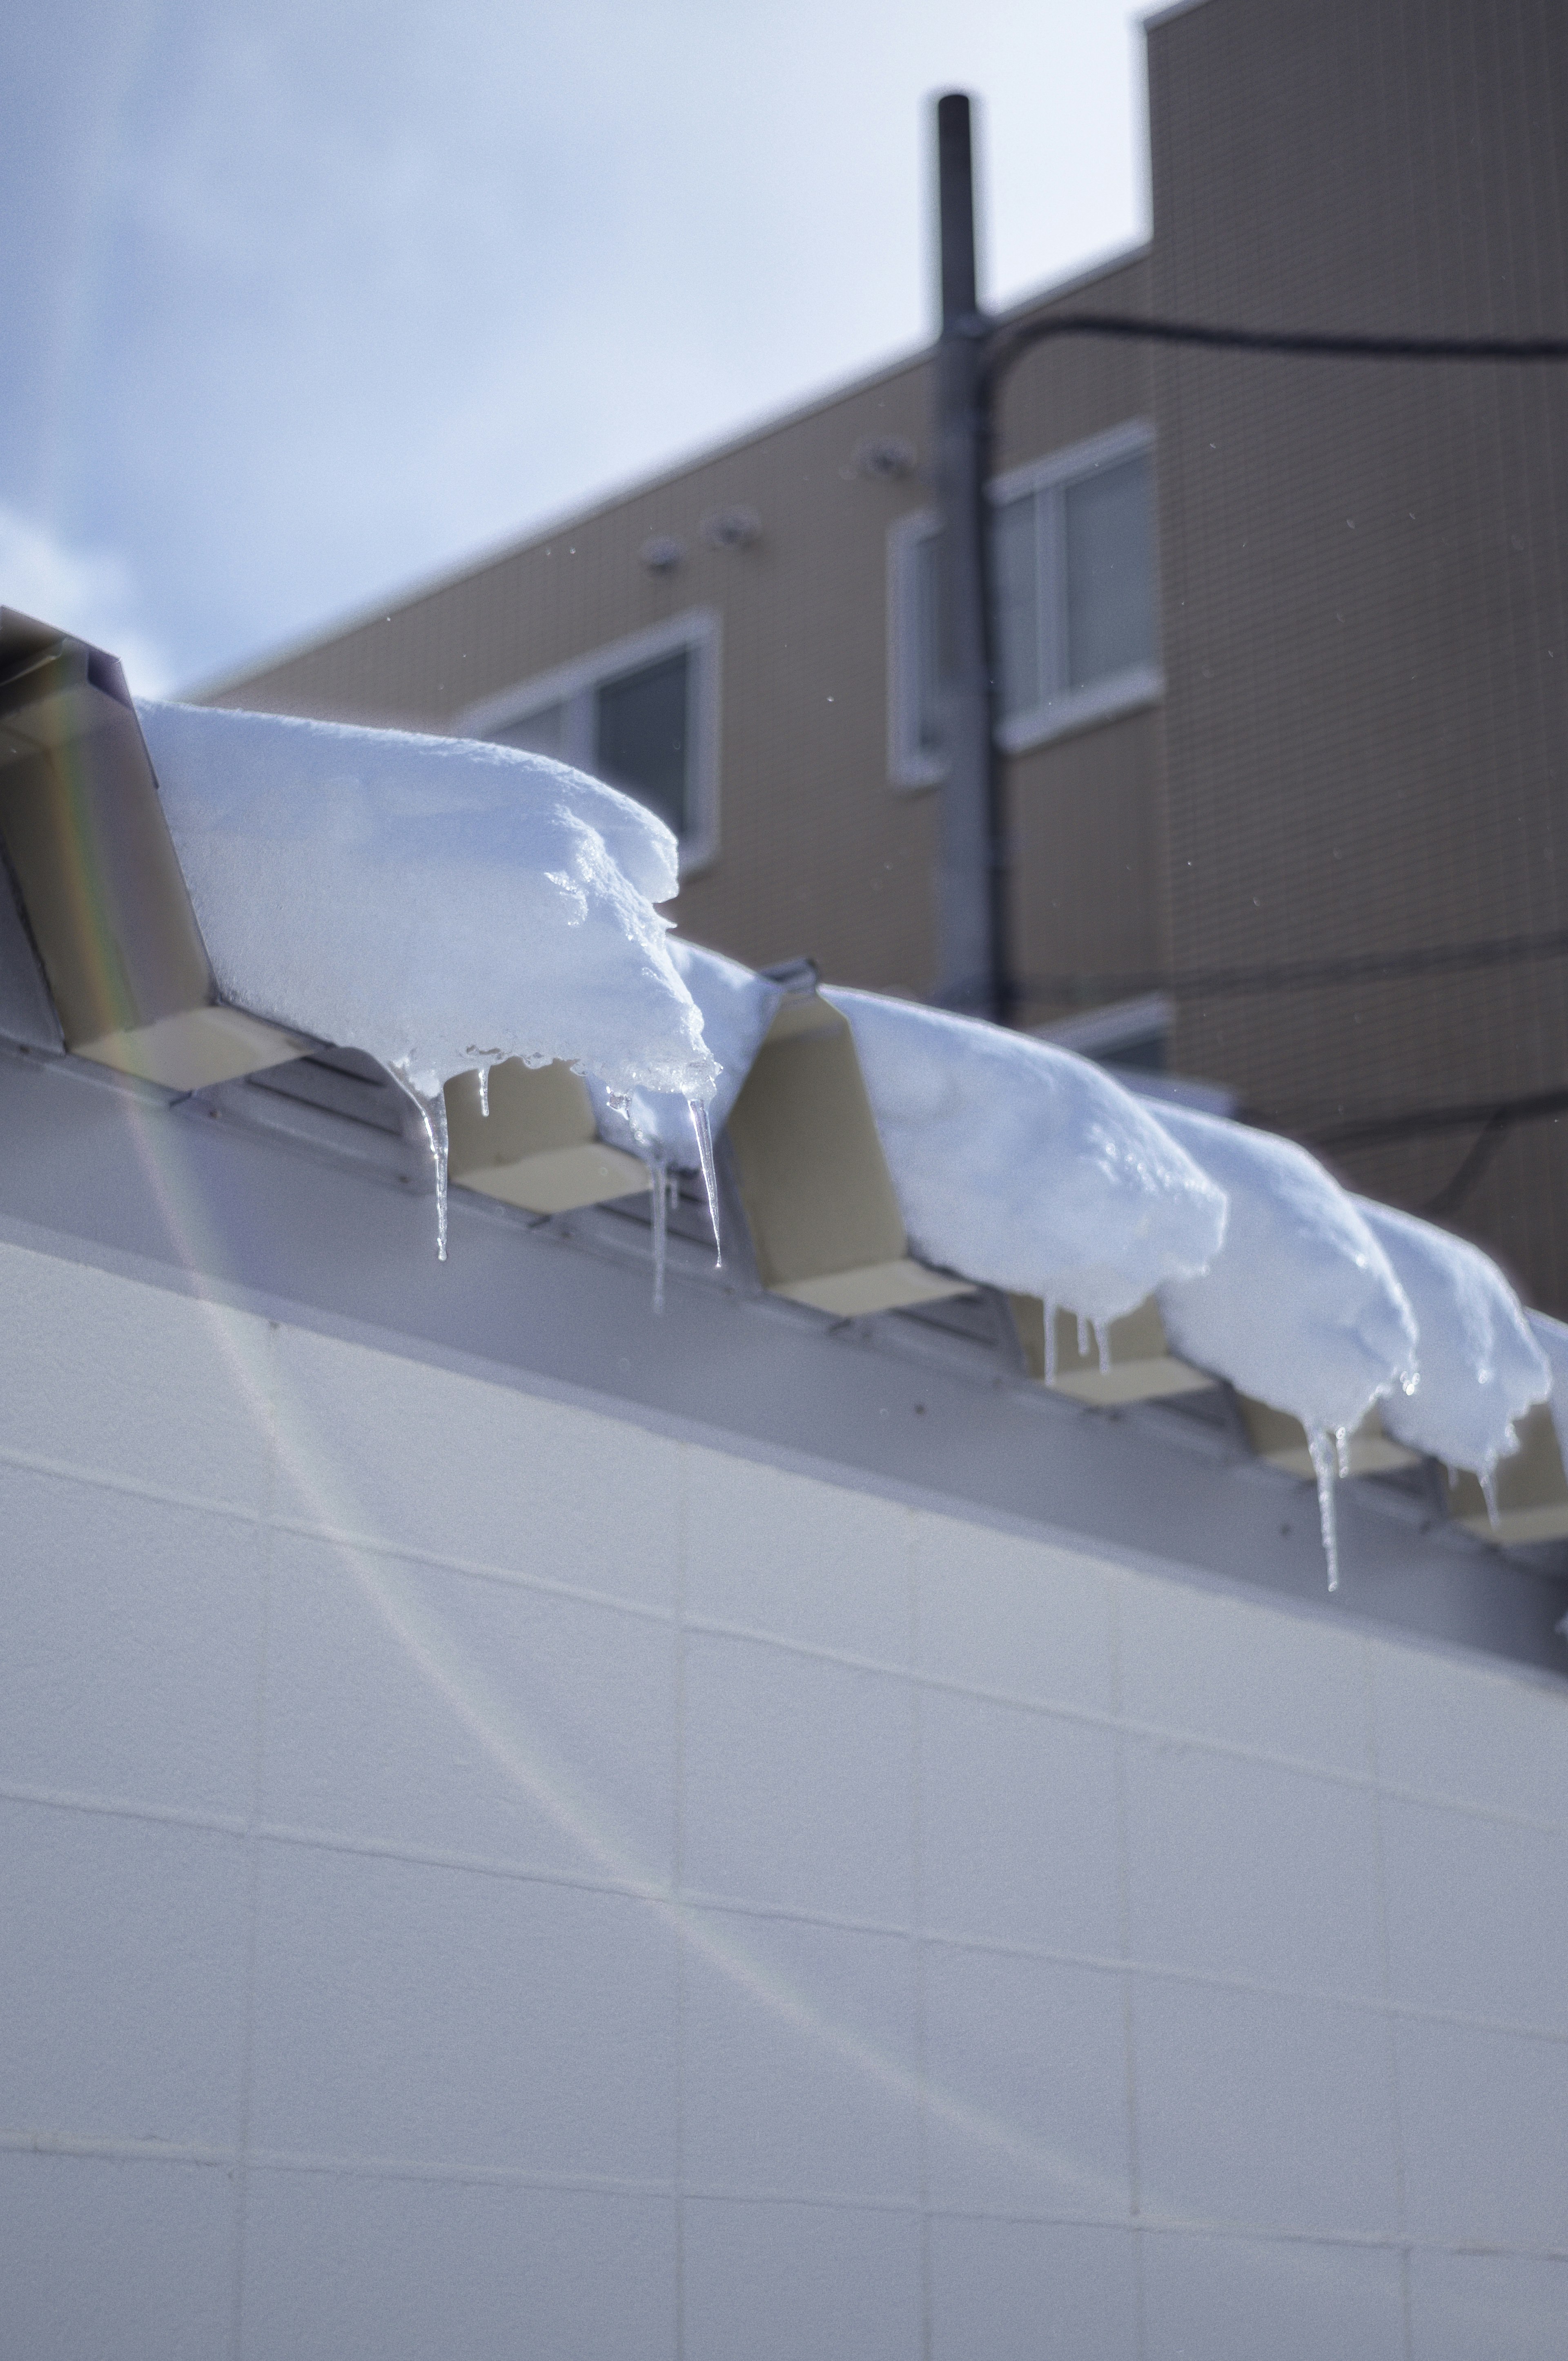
[0,1781,247,1837]
[2,2136,1564,2262]
[256,1820,670,1899]
[1,1472,1562,1834]
[677,1615,1568,1829]
[232,1322,280,2361]
[0,1441,263,1526]
[267,1515,678,1625]
[2,1786,1566,2045]
[247,2149,674,2195]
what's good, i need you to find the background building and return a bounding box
[200,0,1568,1313]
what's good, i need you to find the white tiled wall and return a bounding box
[2,1235,1566,2358]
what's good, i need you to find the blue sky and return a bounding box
[3,2,1147,693]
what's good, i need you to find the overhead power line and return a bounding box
[985,310,1568,389]
[1013,923,1568,1011]
[1303,1086,1568,1221]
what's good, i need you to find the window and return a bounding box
[457,611,719,871]
[889,422,1160,787]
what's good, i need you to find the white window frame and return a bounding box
[887,420,1161,790]
[456,608,721,874]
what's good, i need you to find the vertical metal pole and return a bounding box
[931,92,1007,1021]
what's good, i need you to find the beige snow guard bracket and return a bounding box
[446,1060,649,1215]
[724,984,968,1316]
[1009,1294,1213,1405]
[0,609,308,1089]
[1237,1396,1421,1479]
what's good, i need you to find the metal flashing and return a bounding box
[0,611,308,1088]
[0,1031,1561,1682]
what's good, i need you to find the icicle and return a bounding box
[477,1065,490,1118]
[687,1098,723,1269]
[1076,1311,1091,1361]
[1445,1461,1460,1491]
[392,1063,450,1263]
[1479,1460,1500,1529]
[650,1155,668,1315]
[1306,1425,1341,1593]
[1094,1319,1111,1377]
[1335,1426,1352,1481]
[1043,1299,1058,1386]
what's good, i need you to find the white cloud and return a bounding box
[0,506,174,695]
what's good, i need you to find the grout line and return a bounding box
[6,1757,1567,2051]
[909,1510,934,2361]
[0,2130,237,2167]
[9,1419,1561,1844]
[245,2147,674,2197]
[0,1441,263,1528]
[267,1515,678,1628]
[679,1611,1568,1840]
[230,1319,281,2361]
[0,1780,247,1837]
[1109,1582,1150,2361]
[7,1761,1568,2051]
[677,1889,915,1941]
[673,1444,690,2361]
[1365,1636,1417,2361]
[254,1819,670,1901]
[4,2126,1566,2264]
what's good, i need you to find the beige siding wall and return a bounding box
[1148,0,1568,1304]
[5,1232,1568,2353]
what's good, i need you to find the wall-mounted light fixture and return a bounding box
[701,507,762,552]
[0,610,307,1089]
[851,435,918,481]
[639,535,685,574]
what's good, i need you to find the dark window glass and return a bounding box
[1065,452,1154,689]
[914,531,944,758]
[593,651,690,836]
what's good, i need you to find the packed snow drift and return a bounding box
[1357,1198,1548,1492]
[140,702,717,1107]
[825,989,1227,1326]
[1152,1105,1416,1438]
[588,940,783,1172]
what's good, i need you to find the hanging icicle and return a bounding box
[688,1098,723,1270]
[392,1062,450,1263]
[1306,1426,1341,1592]
[650,1156,668,1315]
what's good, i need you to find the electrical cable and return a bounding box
[1012,923,1568,1009]
[984,309,1568,390]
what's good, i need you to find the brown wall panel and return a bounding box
[1149,0,1568,1306]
